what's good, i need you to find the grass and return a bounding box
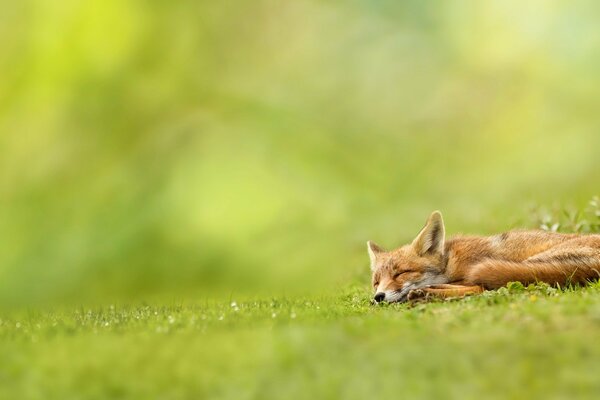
[3,282,600,399]
[2,201,598,399]
[2,199,599,399]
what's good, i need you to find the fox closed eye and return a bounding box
[393,271,413,279]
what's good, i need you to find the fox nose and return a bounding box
[374,292,385,303]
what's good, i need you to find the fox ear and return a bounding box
[367,241,383,269]
[412,211,445,256]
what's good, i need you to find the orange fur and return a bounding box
[368,211,600,303]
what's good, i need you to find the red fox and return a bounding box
[368,211,600,303]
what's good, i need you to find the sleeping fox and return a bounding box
[368,211,600,303]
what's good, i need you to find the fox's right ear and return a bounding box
[412,211,445,257]
[367,241,383,270]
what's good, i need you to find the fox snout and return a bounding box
[372,286,414,303]
[373,291,408,303]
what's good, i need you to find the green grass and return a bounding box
[3,282,600,399]
[2,201,598,399]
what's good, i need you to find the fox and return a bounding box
[368,211,600,303]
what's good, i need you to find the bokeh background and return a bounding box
[1,0,599,307]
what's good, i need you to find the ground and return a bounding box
[2,282,600,399]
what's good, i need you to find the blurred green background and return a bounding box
[1,0,599,307]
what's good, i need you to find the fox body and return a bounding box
[368,211,600,303]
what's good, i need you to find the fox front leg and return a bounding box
[406,288,429,302]
[407,284,484,302]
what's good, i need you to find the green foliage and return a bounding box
[505,281,525,292]
[1,1,600,306]
[531,196,600,233]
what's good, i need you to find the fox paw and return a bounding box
[407,288,428,301]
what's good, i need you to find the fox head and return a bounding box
[368,211,449,303]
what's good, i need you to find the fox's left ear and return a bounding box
[367,241,383,270]
[412,211,445,257]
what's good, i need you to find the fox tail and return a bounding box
[466,251,600,289]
